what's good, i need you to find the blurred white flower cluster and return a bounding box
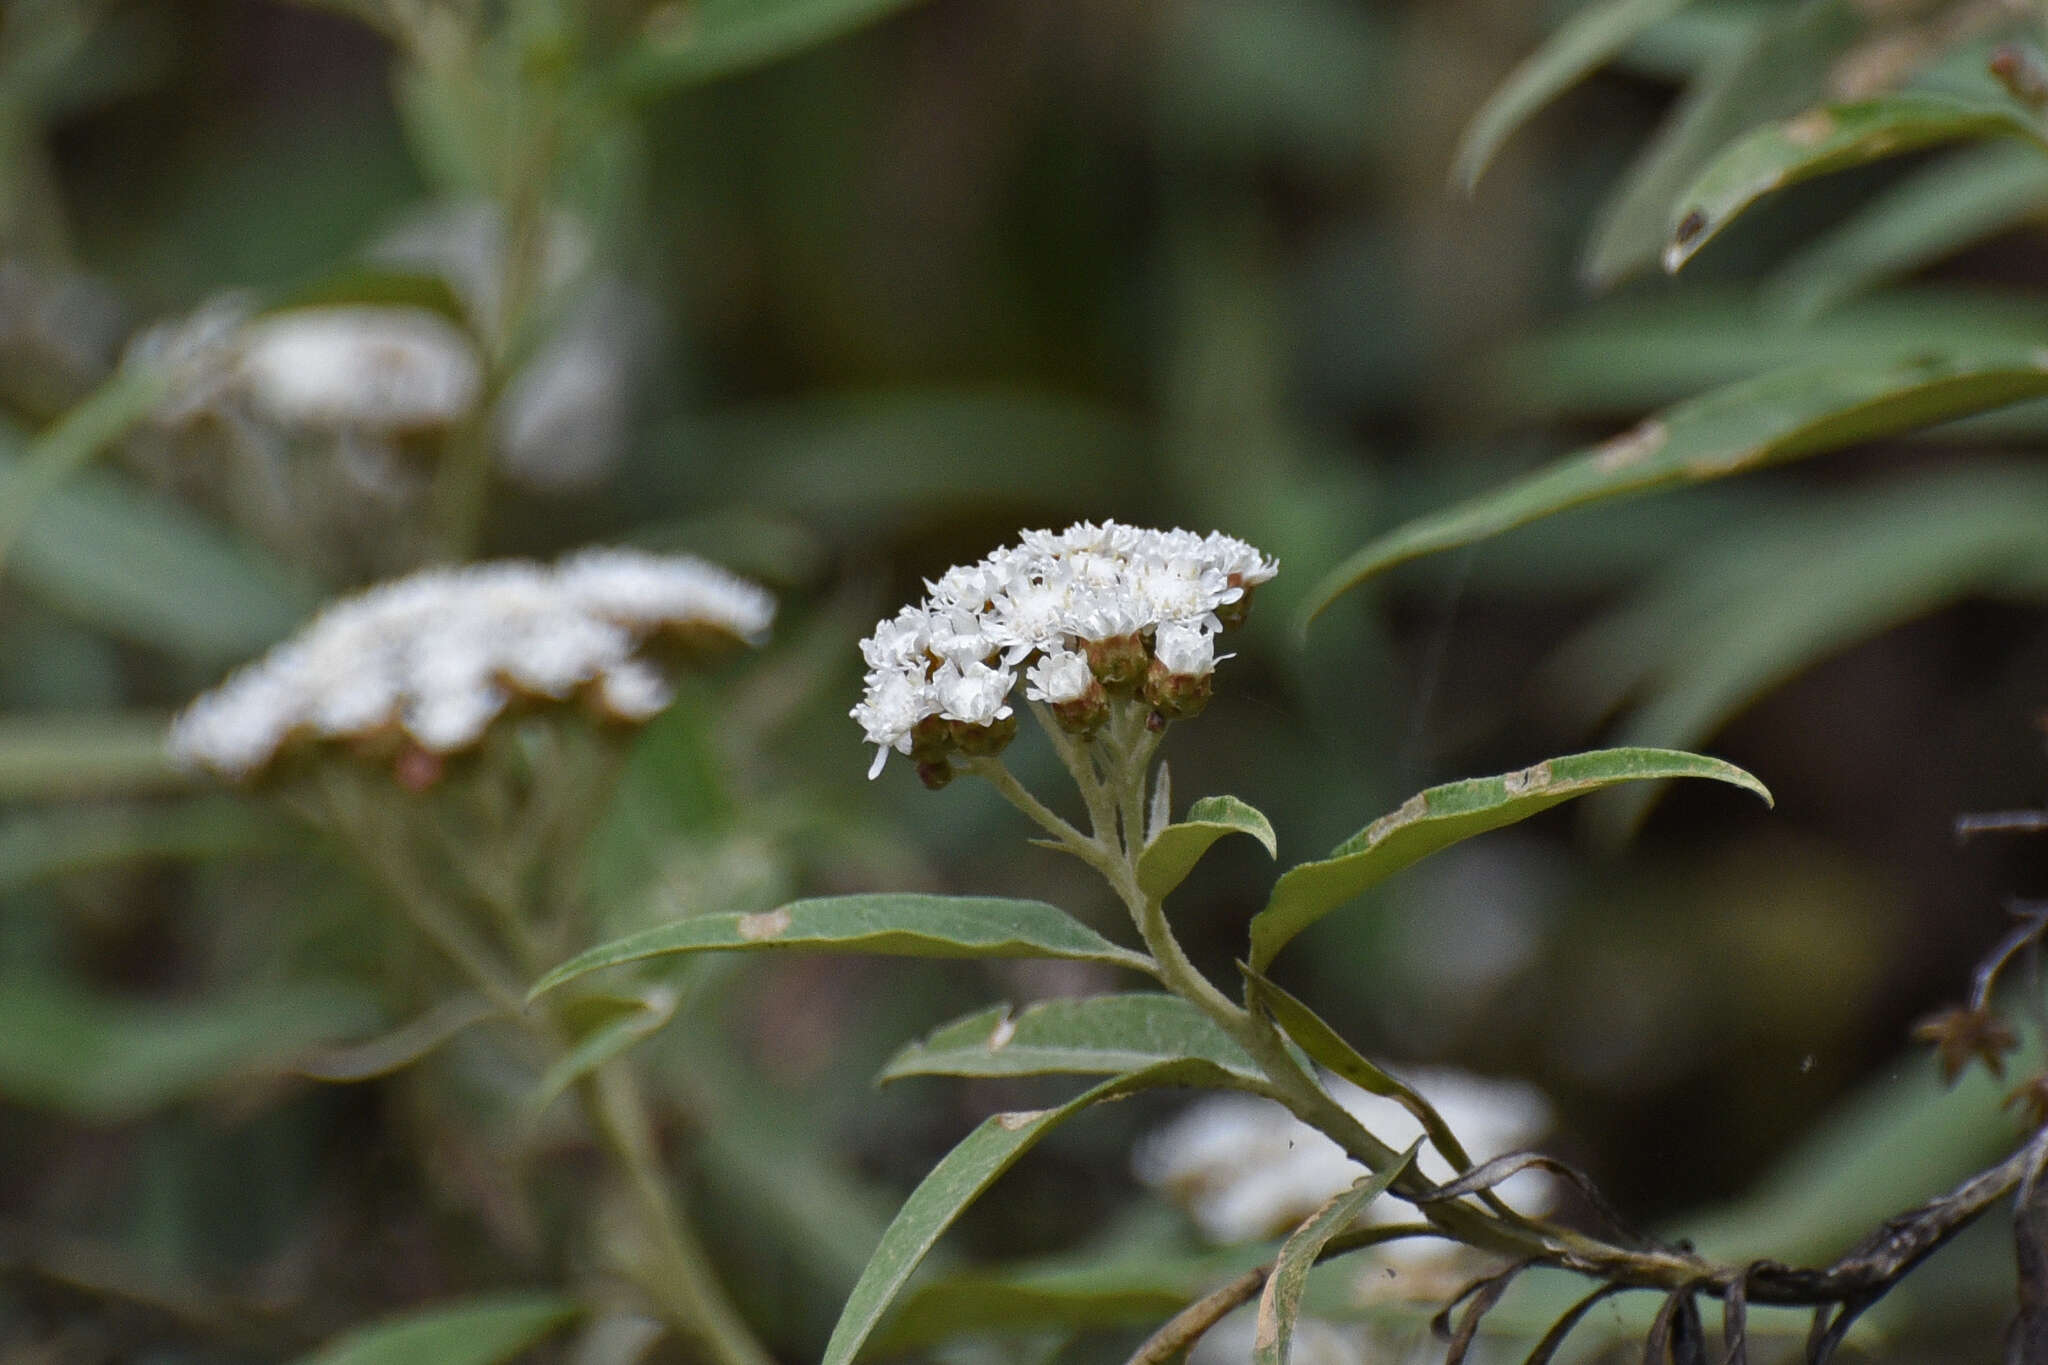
[123,203,656,580]
[1133,1069,1554,1254]
[372,201,657,493]
[170,550,773,782]
[132,298,481,434]
[851,521,1277,780]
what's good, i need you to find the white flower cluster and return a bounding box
[851,522,1277,779]
[236,306,481,431]
[1132,1070,1554,1247]
[131,301,482,433]
[169,550,774,781]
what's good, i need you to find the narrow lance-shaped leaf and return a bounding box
[1582,0,1867,284]
[1453,0,1695,192]
[1665,95,2048,273]
[880,994,1259,1084]
[297,993,500,1083]
[1549,467,2048,846]
[1241,966,1481,1175]
[0,796,284,894]
[823,1059,1255,1365]
[0,444,311,666]
[1770,139,2048,320]
[1138,794,1278,901]
[529,894,1156,1000]
[525,988,677,1116]
[1300,348,2048,625]
[873,1244,1275,1350]
[0,364,170,571]
[616,0,937,96]
[0,980,378,1120]
[0,712,191,801]
[286,1292,580,1365]
[1254,1144,1420,1365]
[1247,749,1769,972]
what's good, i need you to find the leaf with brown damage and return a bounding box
[1246,749,1769,971]
[529,894,1156,1001]
[879,994,1259,1084]
[1664,95,2048,274]
[1299,348,2048,628]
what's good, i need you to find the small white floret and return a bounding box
[934,661,1015,727]
[1024,650,1094,704]
[1151,621,1218,678]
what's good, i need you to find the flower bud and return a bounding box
[1144,658,1212,720]
[907,713,954,764]
[1083,632,1148,693]
[1143,621,1218,720]
[1026,649,1109,736]
[916,759,956,790]
[952,711,1018,757]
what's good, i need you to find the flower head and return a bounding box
[852,521,1275,778]
[169,550,773,782]
[235,306,481,431]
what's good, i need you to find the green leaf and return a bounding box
[1664,95,2048,274]
[1,445,310,664]
[823,1060,1250,1365]
[525,988,677,1116]
[1476,287,2048,420]
[529,894,1155,1000]
[874,1243,1274,1350]
[1584,0,1868,284]
[1770,140,2048,318]
[0,796,284,894]
[1253,1146,1418,1365]
[287,1292,581,1365]
[1137,794,1278,901]
[1303,348,2048,624]
[879,994,1259,1084]
[296,993,501,1084]
[0,365,170,571]
[1453,0,1694,191]
[1240,967,1480,1175]
[1543,466,2048,843]
[0,979,378,1120]
[1246,749,1769,972]
[615,0,935,97]
[682,1030,901,1301]
[0,713,190,800]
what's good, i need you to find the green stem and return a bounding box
[300,770,777,1364]
[305,778,529,1014]
[579,1061,779,1365]
[966,756,1100,866]
[1030,701,1123,845]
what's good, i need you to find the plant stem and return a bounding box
[579,1061,779,1365]
[968,755,1099,865]
[309,771,775,1365]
